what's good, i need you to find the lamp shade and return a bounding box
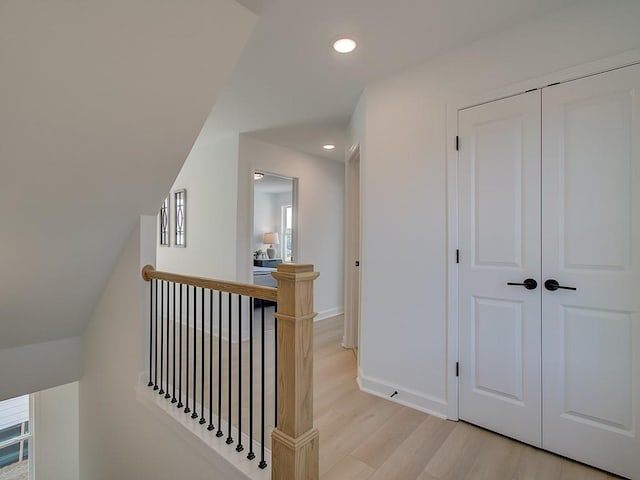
[263,232,280,245]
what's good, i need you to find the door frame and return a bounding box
[343,145,362,351]
[248,169,299,281]
[445,49,640,421]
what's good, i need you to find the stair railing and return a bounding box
[141,263,319,480]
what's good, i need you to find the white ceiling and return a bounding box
[0,0,256,349]
[203,0,583,161]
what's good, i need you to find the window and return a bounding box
[159,196,169,246]
[281,205,293,262]
[0,395,32,480]
[174,189,186,247]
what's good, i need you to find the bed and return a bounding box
[253,266,278,288]
[253,266,278,307]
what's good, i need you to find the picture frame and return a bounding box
[174,189,187,247]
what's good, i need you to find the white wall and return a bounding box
[155,134,343,318]
[253,191,278,252]
[238,135,345,318]
[157,135,240,281]
[356,0,640,416]
[80,218,236,480]
[0,338,81,402]
[34,382,79,480]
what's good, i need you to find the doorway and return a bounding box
[344,147,361,352]
[251,172,298,287]
[457,63,640,479]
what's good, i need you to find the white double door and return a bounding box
[459,63,640,479]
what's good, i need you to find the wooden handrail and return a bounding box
[141,265,278,302]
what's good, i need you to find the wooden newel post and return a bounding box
[271,264,320,480]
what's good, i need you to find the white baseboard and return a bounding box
[357,368,449,419]
[315,306,344,322]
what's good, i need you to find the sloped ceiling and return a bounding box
[0,0,257,348]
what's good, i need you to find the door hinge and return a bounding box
[455,136,460,151]
[456,362,459,377]
[456,249,460,264]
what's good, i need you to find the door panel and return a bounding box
[459,90,542,447]
[562,306,633,432]
[542,63,640,479]
[473,297,524,403]
[562,90,632,271]
[473,115,525,267]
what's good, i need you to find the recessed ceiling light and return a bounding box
[323,144,336,150]
[254,172,264,180]
[332,38,357,54]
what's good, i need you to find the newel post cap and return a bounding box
[272,263,320,283]
[141,264,156,281]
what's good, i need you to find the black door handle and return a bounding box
[544,279,576,292]
[506,278,538,290]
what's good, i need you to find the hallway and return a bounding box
[314,317,622,480]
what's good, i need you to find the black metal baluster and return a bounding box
[236,295,244,452]
[208,289,215,431]
[165,282,171,399]
[192,286,198,419]
[226,292,233,445]
[177,284,184,409]
[274,303,278,427]
[200,287,206,425]
[159,281,165,395]
[184,286,191,414]
[154,279,159,391]
[148,279,154,387]
[247,298,255,461]
[172,282,177,403]
[259,302,267,469]
[216,291,223,438]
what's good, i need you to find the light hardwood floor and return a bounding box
[314,316,624,480]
